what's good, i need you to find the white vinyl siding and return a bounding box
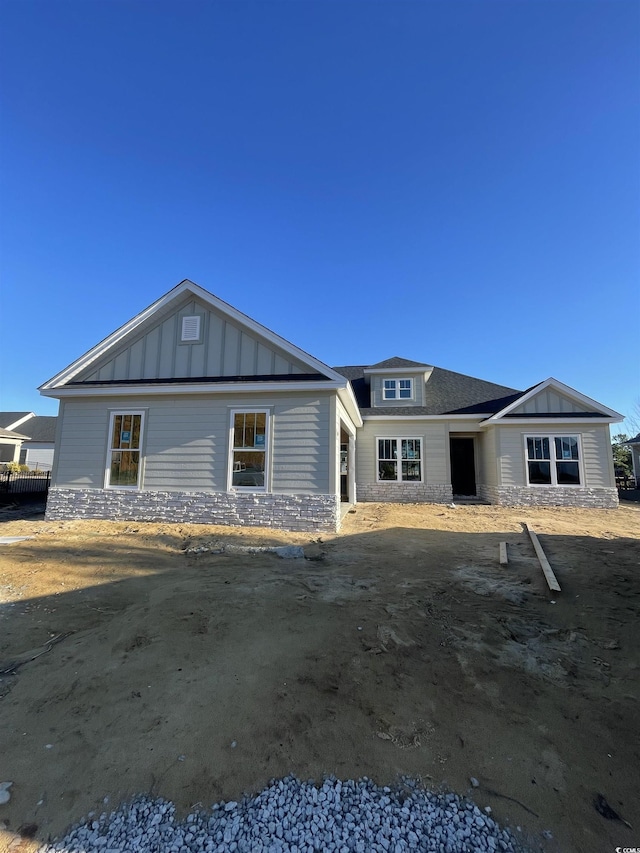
[53,393,332,495]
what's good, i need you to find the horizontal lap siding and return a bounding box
[356,421,448,486]
[497,424,614,488]
[272,402,330,493]
[53,393,331,495]
[54,403,110,487]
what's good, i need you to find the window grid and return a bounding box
[377,437,422,482]
[526,435,581,486]
[106,412,144,489]
[383,378,413,400]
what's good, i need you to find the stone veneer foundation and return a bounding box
[45,488,340,532]
[356,483,453,503]
[477,484,619,509]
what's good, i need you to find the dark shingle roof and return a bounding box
[18,416,57,442]
[367,357,431,370]
[333,365,522,415]
[0,427,29,439]
[0,412,32,429]
[625,433,640,445]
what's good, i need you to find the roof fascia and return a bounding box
[40,280,348,390]
[40,380,345,399]
[479,416,621,428]
[363,414,489,421]
[363,366,432,376]
[338,386,363,428]
[483,377,623,423]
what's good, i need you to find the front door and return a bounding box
[450,437,476,496]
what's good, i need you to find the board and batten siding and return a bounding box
[496,424,615,488]
[355,420,448,486]
[77,297,312,383]
[510,389,590,415]
[53,392,332,495]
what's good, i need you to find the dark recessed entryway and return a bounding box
[450,437,476,496]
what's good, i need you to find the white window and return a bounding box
[383,378,413,400]
[181,315,201,342]
[525,435,581,486]
[106,411,144,488]
[229,410,269,490]
[377,438,422,482]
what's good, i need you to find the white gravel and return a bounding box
[37,776,531,852]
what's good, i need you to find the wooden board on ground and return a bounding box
[525,523,561,592]
[499,541,508,565]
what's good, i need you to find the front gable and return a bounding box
[484,378,622,423]
[74,294,315,384]
[40,280,346,391]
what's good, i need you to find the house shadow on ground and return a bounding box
[0,517,638,853]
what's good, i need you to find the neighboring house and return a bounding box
[39,280,623,531]
[18,416,57,471]
[0,413,35,465]
[0,412,57,471]
[624,433,640,488]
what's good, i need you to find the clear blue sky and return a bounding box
[1,0,638,431]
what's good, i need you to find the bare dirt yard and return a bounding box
[0,501,639,853]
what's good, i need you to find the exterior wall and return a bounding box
[477,484,618,509]
[476,422,618,508]
[52,392,332,495]
[77,296,312,383]
[477,428,498,488]
[355,419,451,503]
[20,444,54,471]
[495,424,615,489]
[45,488,339,531]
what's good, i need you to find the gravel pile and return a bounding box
[38,776,529,853]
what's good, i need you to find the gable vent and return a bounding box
[181,315,201,342]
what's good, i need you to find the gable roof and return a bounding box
[483,377,623,423]
[0,428,29,440]
[0,412,34,430]
[40,280,350,391]
[333,365,521,415]
[367,356,431,370]
[624,433,640,445]
[17,416,57,443]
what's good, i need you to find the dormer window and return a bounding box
[383,378,413,400]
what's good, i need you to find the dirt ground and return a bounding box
[0,501,638,853]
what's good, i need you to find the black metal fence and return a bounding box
[0,470,51,500]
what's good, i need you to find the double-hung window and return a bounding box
[377,438,422,482]
[526,435,581,486]
[229,410,269,490]
[383,378,413,400]
[106,411,144,488]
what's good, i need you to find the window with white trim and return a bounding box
[106,412,144,488]
[526,435,581,485]
[229,410,269,490]
[383,378,413,400]
[377,438,422,482]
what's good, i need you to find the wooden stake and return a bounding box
[499,542,508,565]
[525,523,561,592]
